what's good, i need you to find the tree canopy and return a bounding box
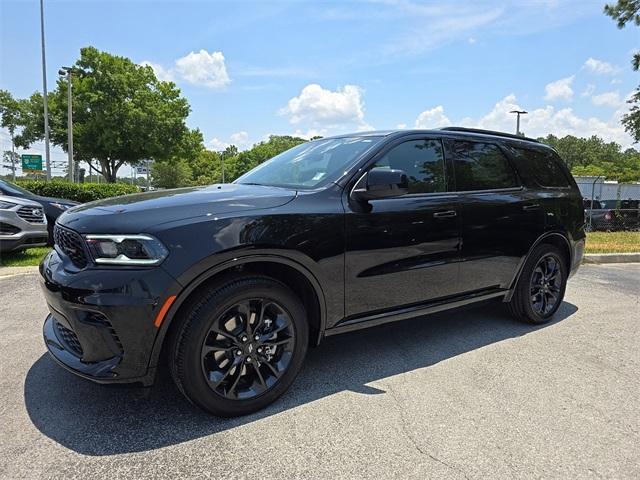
[539,134,640,182]
[6,46,203,182]
[604,1,640,142]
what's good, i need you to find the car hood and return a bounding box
[57,183,297,233]
[33,195,80,206]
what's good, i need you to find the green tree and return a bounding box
[13,47,201,182]
[604,1,640,142]
[604,0,640,69]
[539,134,640,181]
[0,90,24,178]
[151,159,193,188]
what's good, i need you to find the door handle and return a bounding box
[433,210,457,218]
[522,203,541,211]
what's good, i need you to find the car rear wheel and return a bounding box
[169,275,308,416]
[507,244,567,324]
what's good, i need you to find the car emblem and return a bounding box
[32,209,40,216]
[247,343,253,354]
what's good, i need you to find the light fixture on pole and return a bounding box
[509,110,527,136]
[59,67,74,182]
[39,0,52,180]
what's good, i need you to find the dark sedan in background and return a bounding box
[0,179,78,243]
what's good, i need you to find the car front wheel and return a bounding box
[169,275,308,416]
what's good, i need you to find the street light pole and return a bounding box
[59,67,74,182]
[509,110,528,136]
[39,0,52,180]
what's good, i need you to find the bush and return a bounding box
[15,180,139,203]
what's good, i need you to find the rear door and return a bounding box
[344,135,462,318]
[444,138,545,293]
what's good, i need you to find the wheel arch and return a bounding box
[148,254,328,371]
[504,231,572,302]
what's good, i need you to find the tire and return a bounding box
[507,243,567,324]
[169,275,309,416]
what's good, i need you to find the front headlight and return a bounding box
[85,234,168,266]
[0,200,17,209]
[51,202,74,211]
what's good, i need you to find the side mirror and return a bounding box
[352,167,409,201]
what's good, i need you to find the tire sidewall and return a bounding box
[174,277,309,416]
[520,245,567,323]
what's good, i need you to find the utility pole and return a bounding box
[59,67,74,182]
[39,0,52,180]
[509,110,527,136]
[10,133,16,181]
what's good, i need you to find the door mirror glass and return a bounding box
[352,167,409,201]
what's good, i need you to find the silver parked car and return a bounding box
[0,195,49,253]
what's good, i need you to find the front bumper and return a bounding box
[40,249,179,385]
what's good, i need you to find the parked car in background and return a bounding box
[0,179,78,243]
[40,128,585,416]
[584,198,640,231]
[0,195,48,253]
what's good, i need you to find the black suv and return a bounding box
[40,128,585,416]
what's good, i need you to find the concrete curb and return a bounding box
[583,253,640,264]
[0,266,40,277]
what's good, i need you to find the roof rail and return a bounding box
[440,127,540,143]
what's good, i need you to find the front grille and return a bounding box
[54,225,88,268]
[0,222,20,235]
[17,205,45,223]
[55,320,83,357]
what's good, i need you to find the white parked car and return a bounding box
[0,195,48,253]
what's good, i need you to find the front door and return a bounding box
[344,137,462,319]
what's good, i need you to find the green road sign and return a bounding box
[21,154,43,172]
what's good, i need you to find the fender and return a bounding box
[146,252,329,371]
[503,230,572,302]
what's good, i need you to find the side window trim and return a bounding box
[444,137,522,193]
[360,135,449,198]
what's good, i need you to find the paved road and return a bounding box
[0,265,638,479]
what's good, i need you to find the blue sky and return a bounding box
[1,0,639,176]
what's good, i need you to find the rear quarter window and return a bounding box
[508,146,572,188]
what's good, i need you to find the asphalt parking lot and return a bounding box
[0,264,638,479]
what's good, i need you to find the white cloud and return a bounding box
[175,50,230,89]
[207,138,230,151]
[141,50,231,89]
[591,91,623,108]
[583,57,621,75]
[544,75,574,101]
[422,94,633,147]
[140,61,175,82]
[468,37,477,44]
[414,106,451,128]
[207,131,253,151]
[581,84,595,97]
[279,84,371,131]
[229,131,251,149]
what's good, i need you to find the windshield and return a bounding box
[0,179,32,196]
[235,136,382,189]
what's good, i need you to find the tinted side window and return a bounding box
[509,147,571,188]
[374,139,445,194]
[448,141,518,191]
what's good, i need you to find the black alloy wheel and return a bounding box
[529,254,563,317]
[201,299,295,400]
